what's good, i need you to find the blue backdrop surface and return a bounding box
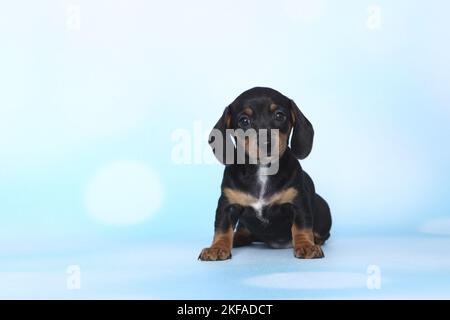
[1,0,450,299]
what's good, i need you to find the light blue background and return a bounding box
[1,0,450,299]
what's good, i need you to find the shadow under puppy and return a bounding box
[199,87,331,261]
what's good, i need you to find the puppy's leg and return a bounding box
[199,227,234,261]
[312,194,331,245]
[233,224,254,248]
[291,203,324,259]
[292,225,324,258]
[199,198,241,261]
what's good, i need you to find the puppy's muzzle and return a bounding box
[260,140,272,157]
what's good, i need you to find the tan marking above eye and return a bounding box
[243,107,253,116]
[270,104,278,112]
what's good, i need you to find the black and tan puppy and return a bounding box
[199,87,331,261]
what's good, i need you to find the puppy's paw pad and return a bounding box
[198,247,232,261]
[294,244,324,259]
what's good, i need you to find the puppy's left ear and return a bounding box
[289,100,314,159]
[208,105,235,164]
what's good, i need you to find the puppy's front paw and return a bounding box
[198,247,232,261]
[294,244,324,259]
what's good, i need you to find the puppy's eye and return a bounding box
[238,115,251,128]
[274,110,287,122]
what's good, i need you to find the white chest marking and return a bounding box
[251,167,270,223]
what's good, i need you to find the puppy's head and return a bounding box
[209,87,314,164]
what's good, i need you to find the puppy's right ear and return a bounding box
[289,100,314,159]
[208,105,235,165]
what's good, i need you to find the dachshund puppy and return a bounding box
[199,87,331,261]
